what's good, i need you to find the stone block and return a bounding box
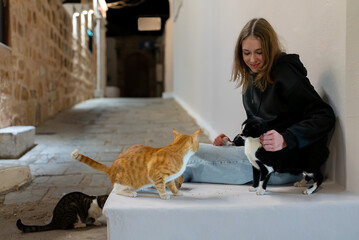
[0,166,32,193]
[0,126,35,159]
[104,183,359,240]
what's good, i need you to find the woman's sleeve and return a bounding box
[277,64,336,149]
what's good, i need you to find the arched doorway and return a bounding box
[123,53,151,97]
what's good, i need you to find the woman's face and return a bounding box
[242,36,264,73]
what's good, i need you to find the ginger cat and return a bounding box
[71,129,201,200]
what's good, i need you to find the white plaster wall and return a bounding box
[173,0,353,189]
[346,0,359,194]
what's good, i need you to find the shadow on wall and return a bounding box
[319,69,346,188]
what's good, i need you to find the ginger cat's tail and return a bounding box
[71,149,110,174]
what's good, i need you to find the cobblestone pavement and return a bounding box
[0,98,210,240]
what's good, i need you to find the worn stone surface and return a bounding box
[0,98,210,240]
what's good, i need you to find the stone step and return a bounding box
[103,183,359,240]
[0,126,35,159]
[0,166,32,193]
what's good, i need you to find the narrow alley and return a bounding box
[0,97,210,240]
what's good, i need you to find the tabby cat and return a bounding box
[71,129,201,200]
[16,192,108,233]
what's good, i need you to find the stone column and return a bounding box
[163,0,174,98]
[93,3,107,98]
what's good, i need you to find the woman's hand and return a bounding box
[213,134,234,146]
[260,130,287,151]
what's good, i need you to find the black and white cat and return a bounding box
[16,192,108,233]
[241,116,329,195]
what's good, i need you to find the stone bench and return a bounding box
[103,182,359,240]
[0,126,35,159]
[0,166,32,193]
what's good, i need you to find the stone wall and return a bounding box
[0,0,97,128]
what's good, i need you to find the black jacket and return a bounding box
[233,54,335,149]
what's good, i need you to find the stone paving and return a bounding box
[0,98,210,240]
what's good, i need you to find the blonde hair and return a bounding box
[231,18,284,93]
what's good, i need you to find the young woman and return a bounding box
[184,18,335,185]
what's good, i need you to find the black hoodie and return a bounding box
[234,54,335,149]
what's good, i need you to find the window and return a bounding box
[0,0,9,45]
[138,17,161,31]
[87,29,93,53]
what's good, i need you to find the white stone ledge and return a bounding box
[104,182,359,240]
[0,126,35,159]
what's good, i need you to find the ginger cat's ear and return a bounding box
[192,129,201,141]
[173,129,180,138]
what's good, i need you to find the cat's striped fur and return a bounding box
[16,192,108,233]
[71,129,201,200]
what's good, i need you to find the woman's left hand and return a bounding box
[260,130,287,152]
